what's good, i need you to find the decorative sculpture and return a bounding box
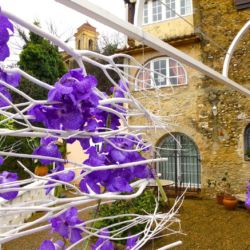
[0,6,183,250]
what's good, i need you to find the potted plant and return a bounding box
[223,189,238,210]
[207,172,231,205]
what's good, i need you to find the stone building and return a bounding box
[122,0,250,194]
[62,22,99,68]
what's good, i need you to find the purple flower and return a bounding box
[91,229,114,250]
[0,171,19,200]
[79,174,101,194]
[80,136,152,194]
[0,14,14,61]
[0,69,21,87]
[0,156,4,165]
[50,207,83,243]
[33,137,62,165]
[110,80,128,98]
[0,68,21,107]
[28,69,100,131]
[106,176,133,193]
[245,197,250,208]
[37,240,65,250]
[0,44,9,61]
[45,163,75,195]
[245,181,250,209]
[125,234,139,250]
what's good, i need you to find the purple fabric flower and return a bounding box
[0,68,21,107]
[0,14,14,61]
[245,181,250,208]
[28,69,100,131]
[0,69,21,88]
[0,44,9,61]
[45,163,75,195]
[106,176,133,193]
[32,137,62,165]
[245,197,250,208]
[0,171,19,200]
[0,156,4,165]
[110,80,128,98]
[125,234,139,250]
[37,240,65,250]
[50,207,83,243]
[91,229,114,250]
[79,136,152,194]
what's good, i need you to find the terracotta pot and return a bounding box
[216,193,224,205]
[34,165,49,176]
[223,195,238,210]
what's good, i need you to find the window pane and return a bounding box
[136,57,187,89]
[169,58,186,85]
[166,0,176,19]
[153,0,162,22]
[143,2,149,24]
[153,60,167,86]
[136,63,151,90]
[180,0,192,15]
[181,0,185,8]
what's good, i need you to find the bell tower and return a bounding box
[74,22,99,51]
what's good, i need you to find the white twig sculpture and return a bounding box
[0,6,183,250]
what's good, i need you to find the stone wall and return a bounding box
[197,0,250,193]
[128,0,250,194]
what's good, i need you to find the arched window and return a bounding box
[136,57,187,90]
[143,0,193,25]
[88,39,94,50]
[78,40,81,49]
[245,125,250,158]
[157,133,201,190]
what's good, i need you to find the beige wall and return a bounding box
[142,15,195,41]
[66,141,88,184]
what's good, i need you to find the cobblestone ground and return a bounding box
[3,198,250,250]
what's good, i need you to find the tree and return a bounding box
[84,40,124,94]
[16,25,66,101]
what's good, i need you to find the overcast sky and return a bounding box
[0,0,126,64]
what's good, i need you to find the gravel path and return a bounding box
[3,198,250,250]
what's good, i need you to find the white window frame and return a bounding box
[143,0,193,25]
[135,57,188,90]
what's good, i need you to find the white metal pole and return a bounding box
[222,20,250,77]
[56,0,250,97]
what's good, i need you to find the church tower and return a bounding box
[74,22,99,51]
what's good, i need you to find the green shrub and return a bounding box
[94,189,166,245]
